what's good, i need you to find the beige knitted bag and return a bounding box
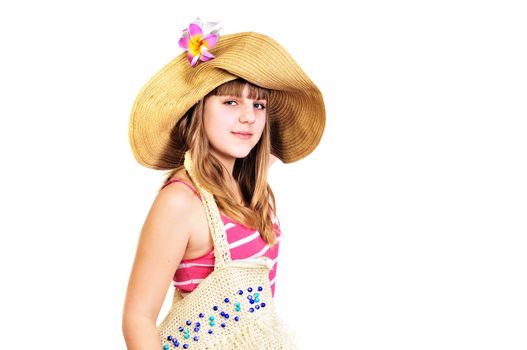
[157,151,298,349]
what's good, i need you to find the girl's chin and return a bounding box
[231,149,252,159]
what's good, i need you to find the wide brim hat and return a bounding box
[129,31,325,170]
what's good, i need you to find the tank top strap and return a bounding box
[160,178,202,202]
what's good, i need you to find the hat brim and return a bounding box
[129,31,325,170]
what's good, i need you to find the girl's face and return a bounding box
[203,84,267,162]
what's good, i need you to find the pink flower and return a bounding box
[178,18,222,67]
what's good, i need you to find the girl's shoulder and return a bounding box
[156,171,207,231]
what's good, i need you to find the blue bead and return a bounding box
[193,336,199,341]
[183,328,189,334]
[225,313,230,319]
[248,287,253,292]
[184,333,189,339]
[220,311,225,317]
[183,344,189,349]
[173,339,179,346]
[258,286,263,291]
[247,295,253,300]
[221,323,226,328]
[213,305,218,311]
[234,316,240,321]
[194,327,199,332]
[208,329,213,334]
[249,299,255,304]
[186,320,191,326]
[209,321,215,327]
[238,289,244,295]
[209,315,215,321]
[178,326,184,332]
[261,302,266,308]
[249,307,255,312]
[199,313,205,318]
[254,293,259,298]
[163,344,169,350]
[255,305,260,310]
[195,322,201,327]
[224,297,230,303]
[167,335,173,341]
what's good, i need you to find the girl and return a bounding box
[122,19,325,349]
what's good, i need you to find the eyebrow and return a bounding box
[223,95,266,101]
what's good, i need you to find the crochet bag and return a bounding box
[157,151,298,349]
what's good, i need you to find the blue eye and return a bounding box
[224,100,237,106]
[254,103,266,110]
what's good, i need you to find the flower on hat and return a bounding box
[178,18,222,67]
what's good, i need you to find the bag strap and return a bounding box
[183,150,232,269]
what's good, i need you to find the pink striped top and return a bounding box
[160,178,282,298]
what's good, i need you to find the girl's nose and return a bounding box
[239,101,256,122]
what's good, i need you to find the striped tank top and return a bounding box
[160,178,282,298]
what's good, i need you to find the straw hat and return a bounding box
[129,29,325,170]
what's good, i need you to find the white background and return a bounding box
[1,1,526,349]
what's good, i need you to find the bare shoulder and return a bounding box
[154,177,200,226]
[156,170,204,229]
[142,183,197,248]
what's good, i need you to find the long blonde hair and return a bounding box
[162,78,278,246]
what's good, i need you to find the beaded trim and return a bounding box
[162,285,267,349]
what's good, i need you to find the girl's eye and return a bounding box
[223,100,266,110]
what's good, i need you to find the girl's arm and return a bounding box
[122,186,195,349]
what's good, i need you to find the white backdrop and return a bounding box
[0,1,526,349]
